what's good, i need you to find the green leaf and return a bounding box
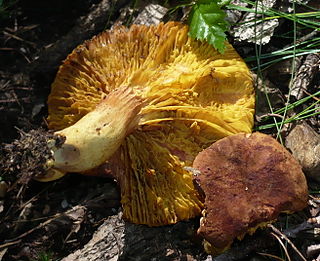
[188,0,230,53]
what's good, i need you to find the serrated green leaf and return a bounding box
[188,1,230,53]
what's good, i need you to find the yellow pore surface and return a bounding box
[47,22,255,226]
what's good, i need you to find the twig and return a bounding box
[1,212,63,247]
[17,186,49,211]
[283,221,315,238]
[294,29,320,47]
[303,90,320,102]
[213,232,276,261]
[0,98,30,103]
[270,232,292,261]
[0,240,21,249]
[5,24,39,34]
[268,224,308,261]
[1,183,117,249]
[257,113,285,121]
[3,31,37,48]
[0,48,15,51]
[0,47,32,63]
[257,251,285,261]
[2,186,52,224]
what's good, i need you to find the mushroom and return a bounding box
[37,22,255,226]
[192,132,308,253]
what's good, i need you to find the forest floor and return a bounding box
[0,0,319,260]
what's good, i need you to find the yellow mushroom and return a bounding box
[37,22,255,226]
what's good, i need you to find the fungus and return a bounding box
[37,22,255,226]
[192,132,308,253]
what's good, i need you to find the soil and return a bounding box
[1,1,123,260]
[0,0,319,261]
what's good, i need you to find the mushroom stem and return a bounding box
[48,87,143,176]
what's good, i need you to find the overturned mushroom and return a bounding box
[193,132,308,253]
[37,22,255,226]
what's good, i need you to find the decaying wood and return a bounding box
[63,215,314,261]
[254,73,285,121]
[62,213,125,261]
[0,182,120,260]
[133,4,168,25]
[231,0,279,45]
[290,53,320,100]
[286,123,320,182]
[62,212,206,261]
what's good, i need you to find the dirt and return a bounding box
[0,0,319,260]
[0,1,95,142]
[0,1,122,260]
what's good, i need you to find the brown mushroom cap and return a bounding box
[192,132,308,252]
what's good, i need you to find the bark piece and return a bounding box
[62,212,205,261]
[254,74,285,121]
[286,123,320,182]
[62,213,125,261]
[133,4,168,25]
[231,0,279,45]
[290,53,320,100]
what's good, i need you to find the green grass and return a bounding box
[246,44,320,71]
[172,0,319,140]
[227,0,320,29]
[256,91,320,131]
[229,0,320,141]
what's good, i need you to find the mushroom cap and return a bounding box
[192,132,308,252]
[47,22,255,226]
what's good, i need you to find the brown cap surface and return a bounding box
[193,132,308,250]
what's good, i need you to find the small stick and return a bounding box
[3,31,37,48]
[257,252,285,261]
[268,224,307,261]
[270,232,292,261]
[1,212,63,245]
[303,90,320,102]
[0,240,21,249]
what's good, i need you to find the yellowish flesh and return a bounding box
[44,87,142,177]
[119,131,204,225]
[34,168,66,182]
[44,22,255,226]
